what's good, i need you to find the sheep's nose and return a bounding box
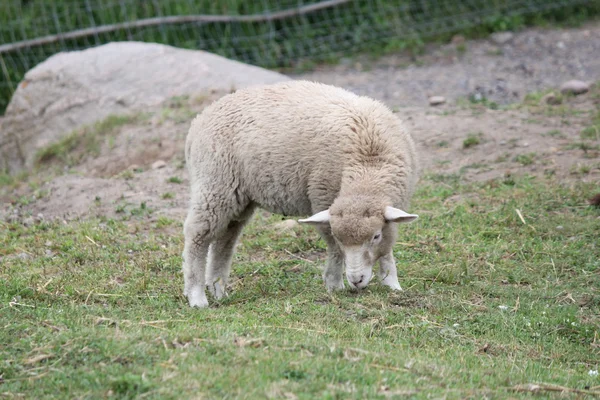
[348,274,365,288]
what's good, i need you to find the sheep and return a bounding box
[182,80,419,308]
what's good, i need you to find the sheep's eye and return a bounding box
[373,233,381,241]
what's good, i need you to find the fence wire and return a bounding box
[0,0,598,113]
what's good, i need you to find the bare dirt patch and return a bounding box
[297,23,600,108]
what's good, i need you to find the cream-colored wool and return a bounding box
[183,81,419,308]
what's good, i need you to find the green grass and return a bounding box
[463,133,483,148]
[34,113,142,166]
[581,110,600,140]
[513,153,536,166]
[524,89,557,105]
[1,176,599,398]
[564,142,600,153]
[544,129,566,138]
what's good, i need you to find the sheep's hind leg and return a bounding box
[378,252,402,291]
[182,210,213,308]
[206,205,256,300]
[317,226,345,291]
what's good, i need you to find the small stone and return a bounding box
[36,213,44,222]
[556,151,564,155]
[152,160,167,169]
[490,32,514,45]
[556,225,564,230]
[560,80,589,95]
[428,96,446,106]
[128,164,140,171]
[22,217,35,226]
[542,92,562,105]
[273,219,299,231]
[499,140,507,145]
[17,252,31,260]
[45,241,53,247]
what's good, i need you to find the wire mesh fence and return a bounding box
[1,0,599,113]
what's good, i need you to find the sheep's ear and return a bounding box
[298,209,331,225]
[384,206,418,223]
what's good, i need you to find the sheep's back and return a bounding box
[185,81,417,215]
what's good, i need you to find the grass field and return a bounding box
[1,175,599,398]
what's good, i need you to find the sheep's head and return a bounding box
[298,197,418,289]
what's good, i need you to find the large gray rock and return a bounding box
[0,42,290,173]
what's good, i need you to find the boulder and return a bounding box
[559,80,589,95]
[0,42,290,173]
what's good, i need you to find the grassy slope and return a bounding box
[1,175,599,399]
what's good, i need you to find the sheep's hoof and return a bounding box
[381,280,403,291]
[325,280,345,292]
[187,286,209,308]
[207,279,228,300]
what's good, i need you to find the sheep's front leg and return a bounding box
[317,227,345,291]
[182,211,211,308]
[206,210,253,300]
[378,252,402,291]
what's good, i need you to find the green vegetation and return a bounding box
[1,176,599,398]
[158,95,200,125]
[570,163,592,176]
[565,142,600,153]
[463,132,482,148]
[524,90,560,105]
[35,113,142,166]
[167,176,183,184]
[468,94,499,110]
[513,153,536,166]
[581,125,600,140]
[581,110,600,140]
[544,129,566,138]
[2,0,600,113]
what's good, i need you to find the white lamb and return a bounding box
[183,80,419,308]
